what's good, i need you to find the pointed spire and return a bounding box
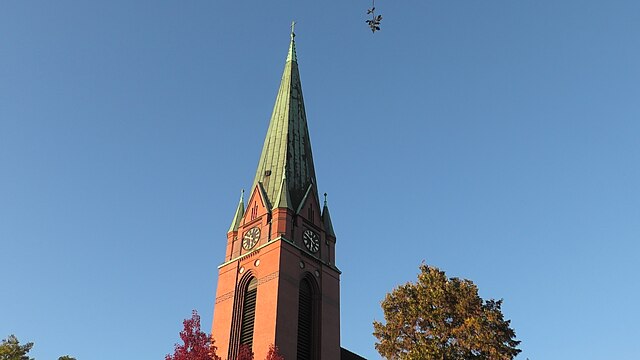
[287,21,297,63]
[252,25,318,212]
[228,190,245,233]
[322,193,336,238]
[273,167,293,210]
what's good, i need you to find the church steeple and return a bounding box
[251,22,317,212]
[212,26,342,360]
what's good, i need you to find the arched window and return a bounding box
[240,277,258,347]
[229,275,258,360]
[297,276,318,360]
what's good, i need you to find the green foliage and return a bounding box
[58,356,77,360]
[0,335,34,360]
[373,264,521,360]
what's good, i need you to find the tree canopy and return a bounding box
[264,345,284,360]
[373,264,521,360]
[0,335,34,360]
[166,310,221,360]
[237,345,253,360]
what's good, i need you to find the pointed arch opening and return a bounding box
[297,274,320,360]
[229,273,258,360]
[240,277,258,347]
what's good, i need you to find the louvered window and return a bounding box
[297,279,313,360]
[240,278,258,347]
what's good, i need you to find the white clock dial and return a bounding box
[242,227,260,250]
[303,229,320,253]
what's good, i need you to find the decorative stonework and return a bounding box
[257,271,279,286]
[215,291,235,304]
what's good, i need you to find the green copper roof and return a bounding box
[286,24,297,63]
[251,27,318,211]
[273,172,292,210]
[286,40,297,63]
[228,190,245,233]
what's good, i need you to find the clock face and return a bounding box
[303,229,320,253]
[242,227,260,250]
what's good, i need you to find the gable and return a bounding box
[296,184,322,226]
[242,183,270,227]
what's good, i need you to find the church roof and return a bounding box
[251,26,318,211]
[227,190,244,233]
[340,347,367,360]
[273,171,293,210]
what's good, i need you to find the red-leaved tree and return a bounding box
[166,310,221,360]
[237,344,254,360]
[265,344,284,360]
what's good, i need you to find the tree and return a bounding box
[58,356,77,360]
[166,310,221,360]
[265,344,284,360]
[0,335,34,360]
[373,264,521,360]
[237,345,253,360]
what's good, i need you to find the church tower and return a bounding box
[212,26,341,360]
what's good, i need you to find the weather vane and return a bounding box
[366,0,383,33]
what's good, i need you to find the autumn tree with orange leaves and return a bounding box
[373,264,521,360]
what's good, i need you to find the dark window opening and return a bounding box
[240,278,258,348]
[297,278,314,360]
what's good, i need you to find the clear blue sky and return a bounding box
[1,1,639,359]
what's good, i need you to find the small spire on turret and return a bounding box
[227,189,245,233]
[322,192,336,238]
